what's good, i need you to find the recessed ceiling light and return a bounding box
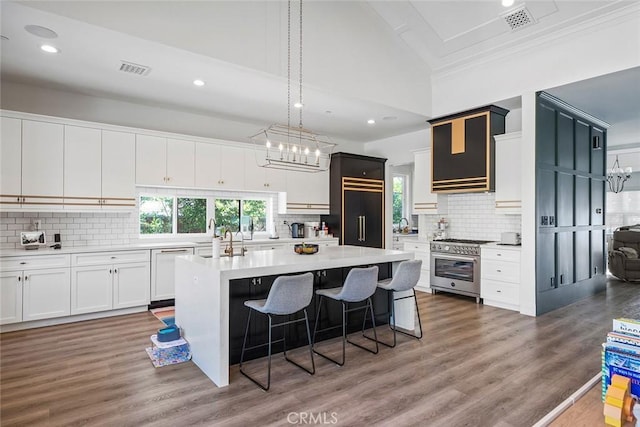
[25,25,58,39]
[294,102,303,109]
[40,44,59,54]
[367,119,376,125]
[193,79,205,87]
[502,0,514,7]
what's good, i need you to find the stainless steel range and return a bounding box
[430,239,493,303]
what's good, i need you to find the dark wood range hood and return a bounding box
[428,105,509,193]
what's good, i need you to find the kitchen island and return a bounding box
[175,245,414,387]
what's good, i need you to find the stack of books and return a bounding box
[602,318,640,400]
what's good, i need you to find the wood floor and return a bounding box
[2,278,639,427]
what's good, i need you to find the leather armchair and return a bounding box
[609,226,640,282]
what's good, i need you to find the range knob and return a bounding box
[444,245,450,251]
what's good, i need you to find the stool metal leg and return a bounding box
[346,298,378,355]
[239,311,273,391]
[364,289,423,348]
[283,309,315,375]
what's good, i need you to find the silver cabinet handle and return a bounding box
[362,216,366,241]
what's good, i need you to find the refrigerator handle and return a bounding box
[362,216,366,241]
[358,216,363,241]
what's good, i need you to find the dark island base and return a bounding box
[229,263,392,364]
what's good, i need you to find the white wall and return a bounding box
[364,129,430,166]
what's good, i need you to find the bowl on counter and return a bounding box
[293,243,319,255]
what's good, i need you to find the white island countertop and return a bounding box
[182,245,413,280]
[175,245,414,387]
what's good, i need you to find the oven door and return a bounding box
[430,253,480,296]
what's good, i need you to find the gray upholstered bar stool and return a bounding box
[312,265,379,366]
[239,272,315,391]
[367,259,423,348]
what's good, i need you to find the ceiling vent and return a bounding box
[119,61,151,76]
[502,5,536,31]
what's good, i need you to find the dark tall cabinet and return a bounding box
[535,92,607,315]
[322,152,386,248]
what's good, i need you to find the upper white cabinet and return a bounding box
[101,130,136,205]
[194,142,245,190]
[244,150,287,192]
[285,169,330,214]
[64,126,136,209]
[494,132,522,214]
[22,120,65,207]
[413,150,447,215]
[136,135,194,187]
[0,117,22,205]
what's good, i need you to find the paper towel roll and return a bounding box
[211,238,221,259]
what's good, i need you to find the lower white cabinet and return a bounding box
[402,241,431,292]
[481,246,521,311]
[151,247,194,301]
[71,250,150,314]
[1,254,72,325]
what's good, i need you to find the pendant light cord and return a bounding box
[299,0,303,130]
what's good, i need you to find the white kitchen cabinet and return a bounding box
[244,150,287,192]
[22,268,71,321]
[0,117,22,208]
[494,132,522,214]
[0,270,23,324]
[151,247,194,301]
[101,130,136,206]
[71,265,113,314]
[412,150,447,215]
[71,250,151,312]
[195,143,245,190]
[64,125,102,209]
[285,169,330,214]
[137,134,194,187]
[481,246,521,311]
[21,120,65,208]
[402,241,431,292]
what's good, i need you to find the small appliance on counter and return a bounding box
[304,222,319,238]
[290,222,305,238]
[20,231,46,250]
[500,232,521,245]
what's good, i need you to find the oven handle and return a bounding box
[433,253,477,263]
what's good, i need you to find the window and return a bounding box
[140,194,272,237]
[392,175,409,226]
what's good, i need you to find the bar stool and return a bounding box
[312,265,379,366]
[367,259,423,348]
[239,272,315,391]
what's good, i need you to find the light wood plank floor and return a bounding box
[2,278,639,426]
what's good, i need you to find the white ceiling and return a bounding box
[0,0,638,146]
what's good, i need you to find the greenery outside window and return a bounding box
[140,195,207,236]
[392,175,409,226]
[215,198,269,236]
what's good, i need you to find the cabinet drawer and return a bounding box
[403,242,430,254]
[72,250,150,266]
[482,259,520,283]
[1,254,70,271]
[481,248,520,263]
[482,279,519,305]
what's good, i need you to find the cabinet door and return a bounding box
[217,145,245,189]
[591,180,604,226]
[71,265,112,314]
[166,138,195,188]
[194,143,220,188]
[413,150,436,213]
[102,130,135,202]
[113,262,150,309]
[556,232,574,286]
[556,172,574,227]
[21,120,64,202]
[536,233,556,293]
[244,150,267,191]
[591,230,605,277]
[494,133,522,213]
[22,267,70,321]
[285,169,330,214]
[0,271,23,325]
[151,248,193,300]
[0,117,22,199]
[343,190,384,248]
[135,134,166,186]
[64,125,102,208]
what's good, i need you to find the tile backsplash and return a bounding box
[419,192,522,241]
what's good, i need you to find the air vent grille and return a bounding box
[502,6,536,31]
[119,61,151,76]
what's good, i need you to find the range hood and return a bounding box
[428,105,509,193]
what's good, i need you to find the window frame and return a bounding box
[392,173,411,225]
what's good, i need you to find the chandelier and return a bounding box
[250,0,335,173]
[607,155,633,193]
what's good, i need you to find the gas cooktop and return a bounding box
[433,238,494,245]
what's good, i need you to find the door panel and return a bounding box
[575,176,590,226]
[1,117,22,197]
[536,103,556,166]
[575,120,590,173]
[591,128,605,174]
[557,112,574,169]
[536,233,556,293]
[574,231,590,282]
[591,230,605,277]
[22,268,70,321]
[591,180,604,226]
[0,271,22,325]
[556,232,574,286]
[113,262,150,309]
[537,169,555,226]
[556,172,574,227]
[71,266,112,314]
